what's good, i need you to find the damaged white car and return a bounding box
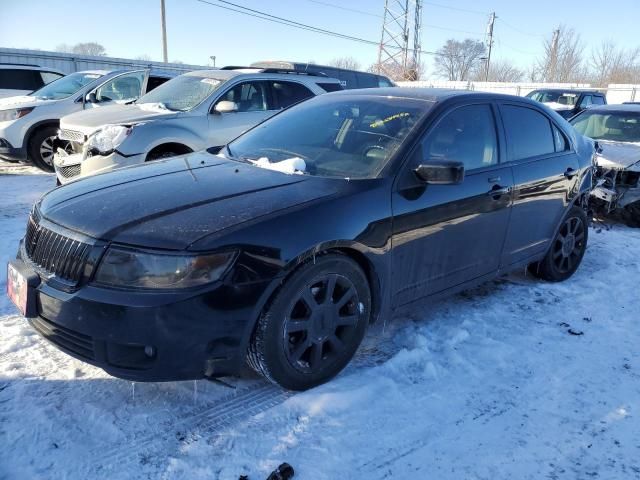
[571,104,640,226]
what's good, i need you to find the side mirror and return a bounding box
[414,160,464,185]
[213,100,238,114]
[86,92,98,103]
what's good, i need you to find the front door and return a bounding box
[391,103,513,307]
[207,80,277,146]
[498,102,581,267]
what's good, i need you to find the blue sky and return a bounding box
[1,0,639,77]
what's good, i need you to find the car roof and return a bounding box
[0,63,64,74]
[329,87,534,103]
[529,88,602,94]
[181,68,340,83]
[578,103,640,113]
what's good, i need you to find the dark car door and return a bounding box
[498,102,580,267]
[391,102,513,307]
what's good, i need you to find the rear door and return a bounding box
[207,80,277,145]
[391,102,513,306]
[498,102,580,267]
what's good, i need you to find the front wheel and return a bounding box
[28,126,60,172]
[247,254,371,391]
[529,206,588,282]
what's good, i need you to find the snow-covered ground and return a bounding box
[1,160,640,480]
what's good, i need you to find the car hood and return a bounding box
[0,95,59,110]
[595,140,640,171]
[38,151,343,250]
[61,103,180,135]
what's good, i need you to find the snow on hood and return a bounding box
[0,95,54,110]
[60,103,178,133]
[541,101,573,111]
[249,157,306,175]
[596,140,640,171]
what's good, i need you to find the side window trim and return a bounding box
[497,101,574,165]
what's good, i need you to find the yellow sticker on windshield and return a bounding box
[370,112,410,128]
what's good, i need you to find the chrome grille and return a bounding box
[58,129,85,143]
[58,164,81,179]
[24,211,90,284]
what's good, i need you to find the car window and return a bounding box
[316,82,342,93]
[421,104,498,171]
[356,74,378,89]
[30,71,103,100]
[137,74,223,111]
[502,105,555,160]
[226,95,431,179]
[378,77,393,88]
[40,71,63,85]
[580,95,593,108]
[95,71,145,102]
[0,69,43,90]
[271,81,314,109]
[592,95,606,106]
[553,126,569,152]
[146,76,169,93]
[219,81,272,112]
[571,111,640,143]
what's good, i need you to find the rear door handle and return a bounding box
[564,168,577,179]
[487,185,511,197]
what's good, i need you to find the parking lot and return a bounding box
[1,160,640,479]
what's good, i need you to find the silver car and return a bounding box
[54,68,342,184]
[0,69,172,171]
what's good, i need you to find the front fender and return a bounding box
[117,121,206,156]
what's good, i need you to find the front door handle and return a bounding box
[564,168,577,179]
[487,185,511,197]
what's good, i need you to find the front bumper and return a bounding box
[0,138,27,162]
[54,150,146,184]
[0,119,28,161]
[13,253,272,381]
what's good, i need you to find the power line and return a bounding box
[497,17,544,38]
[195,0,454,58]
[422,1,487,16]
[304,0,382,18]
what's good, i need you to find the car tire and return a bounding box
[528,206,588,282]
[27,126,58,172]
[619,201,640,228]
[247,253,371,391]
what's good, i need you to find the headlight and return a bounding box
[0,107,34,122]
[86,125,133,154]
[94,247,236,289]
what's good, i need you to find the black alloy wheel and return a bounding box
[529,206,588,282]
[248,254,371,391]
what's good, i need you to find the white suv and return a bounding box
[0,69,172,171]
[0,64,64,99]
[53,68,342,184]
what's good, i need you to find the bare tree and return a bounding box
[135,54,153,61]
[328,56,362,71]
[434,39,486,81]
[55,42,107,56]
[473,59,524,82]
[590,41,640,85]
[367,59,424,81]
[537,26,585,82]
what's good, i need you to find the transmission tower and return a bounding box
[377,0,423,81]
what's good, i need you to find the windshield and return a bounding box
[136,75,223,111]
[571,111,640,143]
[29,72,103,100]
[226,95,431,179]
[528,91,580,107]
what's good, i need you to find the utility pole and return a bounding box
[411,0,423,80]
[484,12,496,82]
[377,0,410,80]
[548,28,560,82]
[160,0,168,63]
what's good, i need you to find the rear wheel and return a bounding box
[529,206,588,282]
[247,254,371,391]
[28,126,59,172]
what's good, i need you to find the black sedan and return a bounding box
[7,88,594,390]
